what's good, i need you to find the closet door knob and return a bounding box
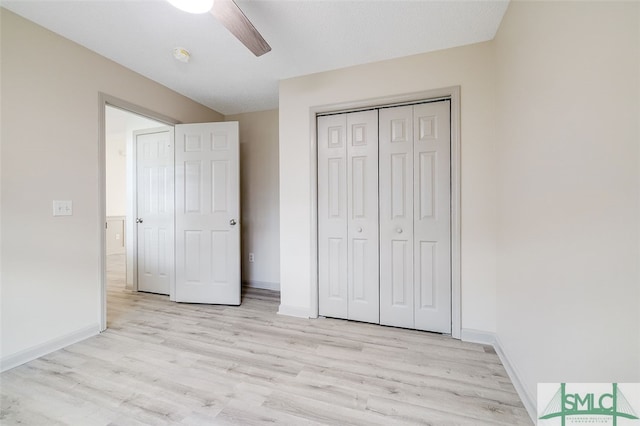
[356,227,362,233]
[396,227,403,234]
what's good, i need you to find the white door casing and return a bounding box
[174,122,241,304]
[135,127,174,295]
[379,105,415,328]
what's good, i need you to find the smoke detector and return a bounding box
[173,47,191,63]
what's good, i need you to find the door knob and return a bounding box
[229,219,237,226]
[356,227,362,233]
[396,227,403,234]
[136,218,143,223]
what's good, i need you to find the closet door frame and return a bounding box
[309,86,462,339]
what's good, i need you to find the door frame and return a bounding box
[98,93,179,331]
[309,86,462,338]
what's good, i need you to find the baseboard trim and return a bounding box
[493,335,536,422]
[0,323,100,372]
[460,328,496,346]
[243,280,280,291]
[461,329,535,423]
[277,304,310,318]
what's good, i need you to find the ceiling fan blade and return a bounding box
[211,0,271,57]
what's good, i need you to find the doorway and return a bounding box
[100,94,178,330]
[100,95,242,331]
[317,100,452,333]
[105,106,169,295]
[310,87,462,338]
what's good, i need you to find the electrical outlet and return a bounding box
[115,233,121,240]
[53,200,73,216]
[248,253,255,263]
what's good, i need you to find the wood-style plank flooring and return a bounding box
[1,254,531,425]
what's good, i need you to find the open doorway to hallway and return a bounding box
[104,106,169,323]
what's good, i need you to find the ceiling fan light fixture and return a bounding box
[167,0,214,14]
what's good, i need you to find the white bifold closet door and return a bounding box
[318,110,379,323]
[379,101,451,333]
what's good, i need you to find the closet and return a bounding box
[318,100,451,333]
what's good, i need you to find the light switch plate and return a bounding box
[53,200,73,216]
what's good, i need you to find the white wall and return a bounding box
[226,109,280,290]
[0,9,223,367]
[493,0,640,414]
[279,42,498,330]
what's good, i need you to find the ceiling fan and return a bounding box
[168,0,271,57]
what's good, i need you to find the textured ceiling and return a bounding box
[2,0,509,115]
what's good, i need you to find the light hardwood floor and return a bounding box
[1,254,531,425]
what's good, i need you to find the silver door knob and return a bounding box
[229,219,237,226]
[396,227,403,234]
[136,218,143,223]
[357,227,362,233]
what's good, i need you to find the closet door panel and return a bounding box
[413,101,451,333]
[379,106,414,328]
[318,114,348,319]
[346,110,379,323]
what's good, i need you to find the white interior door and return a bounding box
[346,110,379,323]
[318,114,348,318]
[318,111,379,323]
[135,127,174,295]
[413,101,451,333]
[318,100,451,333]
[379,106,415,328]
[174,122,240,304]
[379,102,451,333]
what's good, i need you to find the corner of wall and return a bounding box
[277,304,310,319]
[1,324,99,373]
[493,335,536,422]
[460,328,535,422]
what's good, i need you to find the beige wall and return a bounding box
[105,134,127,217]
[225,109,280,289]
[279,2,640,420]
[279,42,498,329]
[494,0,640,414]
[0,9,223,364]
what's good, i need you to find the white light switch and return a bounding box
[53,200,73,216]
